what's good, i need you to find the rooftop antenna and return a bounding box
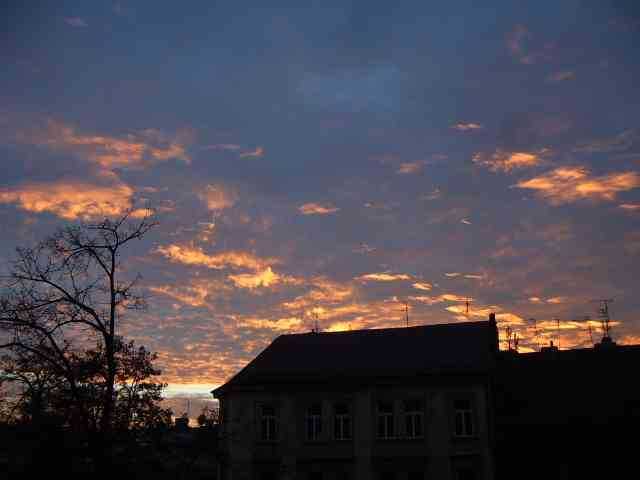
[554,317,561,350]
[311,310,320,333]
[465,297,471,320]
[587,320,595,347]
[593,298,614,342]
[404,300,410,327]
[530,318,539,351]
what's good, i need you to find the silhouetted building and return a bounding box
[214,317,640,480]
[214,319,499,480]
[493,339,640,479]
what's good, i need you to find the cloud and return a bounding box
[150,282,220,307]
[64,17,88,27]
[409,293,469,305]
[155,244,277,271]
[237,316,303,332]
[198,184,238,211]
[355,272,411,282]
[412,282,432,291]
[228,267,303,290]
[547,71,575,83]
[0,177,136,220]
[506,24,553,64]
[473,148,548,172]
[445,272,461,277]
[573,129,639,154]
[239,146,264,158]
[620,203,640,211]
[452,122,483,131]
[202,144,242,152]
[397,161,426,175]
[461,218,472,225]
[15,119,190,170]
[298,202,340,215]
[516,167,640,204]
[506,25,531,60]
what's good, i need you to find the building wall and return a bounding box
[218,381,493,480]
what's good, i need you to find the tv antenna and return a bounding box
[505,326,519,352]
[554,317,561,350]
[465,297,471,320]
[592,299,614,341]
[529,318,539,351]
[310,309,321,333]
[401,300,410,327]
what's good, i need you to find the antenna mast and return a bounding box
[595,299,614,341]
[404,300,410,327]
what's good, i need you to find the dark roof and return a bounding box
[214,320,498,396]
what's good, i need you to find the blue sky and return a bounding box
[1,1,640,395]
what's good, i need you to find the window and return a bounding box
[408,473,424,480]
[334,403,352,440]
[259,404,277,441]
[308,473,322,480]
[453,398,474,437]
[306,403,322,441]
[404,399,424,438]
[454,467,476,480]
[377,401,394,439]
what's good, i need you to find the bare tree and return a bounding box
[0,210,157,450]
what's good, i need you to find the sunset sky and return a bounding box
[1,1,640,399]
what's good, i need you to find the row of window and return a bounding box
[258,398,475,441]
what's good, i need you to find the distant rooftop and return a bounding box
[214,320,498,396]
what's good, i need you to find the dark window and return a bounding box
[377,473,395,480]
[455,467,476,480]
[306,403,322,440]
[334,403,352,440]
[260,404,277,441]
[404,399,424,438]
[454,398,474,437]
[309,472,322,480]
[377,401,394,439]
[408,472,424,480]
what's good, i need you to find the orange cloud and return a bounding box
[516,167,640,204]
[397,161,426,174]
[452,122,483,131]
[619,203,640,211]
[298,202,340,215]
[150,282,219,307]
[228,267,303,290]
[356,272,411,282]
[237,316,303,331]
[0,178,135,219]
[155,244,277,271]
[412,282,432,291]
[409,293,470,305]
[239,146,264,158]
[16,119,190,170]
[473,148,547,172]
[198,184,238,211]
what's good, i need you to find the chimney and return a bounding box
[488,312,499,352]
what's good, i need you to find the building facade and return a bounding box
[214,318,499,480]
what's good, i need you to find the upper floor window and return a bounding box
[306,403,322,441]
[404,399,424,438]
[377,401,394,439]
[453,398,474,437]
[334,403,352,440]
[260,404,277,441]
